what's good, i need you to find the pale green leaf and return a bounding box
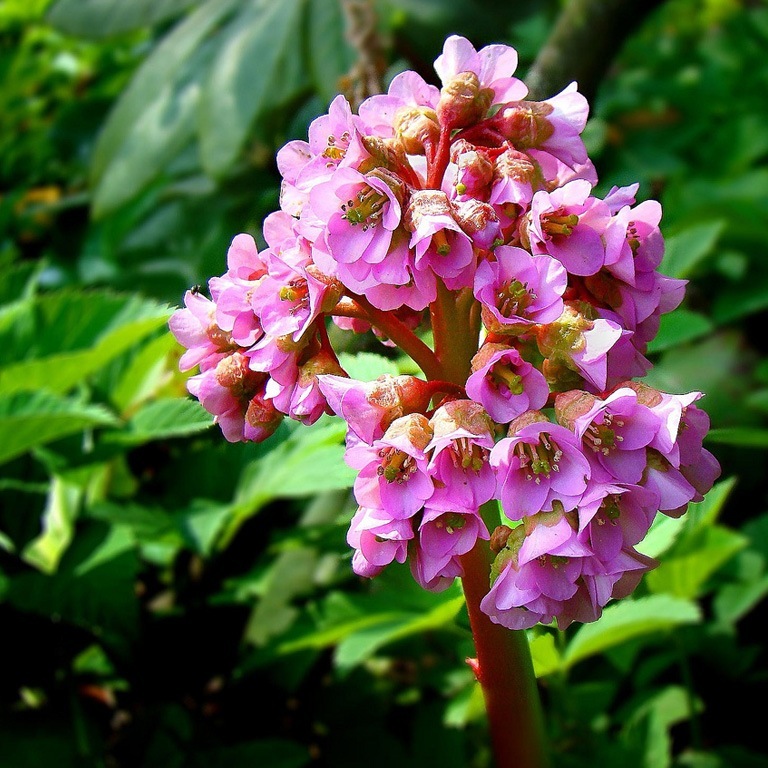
[563,595,701,669]
[46,0,196,37]
[90,0,241,214]
[528,630,562,678]
[198,0,307,176]
[22,476,82,574]
[337,351,402,380]
[107,398,213,443]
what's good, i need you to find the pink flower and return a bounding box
[474,246,567,334]
[466,343,549,424]
[434,35,527,106]
[491,413,591,520]
[426,400,497,512]
[169,289,237,373]
[347,506,414,578]
[349,414,435,519]
[526,180,610,277]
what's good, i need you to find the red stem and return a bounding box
[426,125,453,190]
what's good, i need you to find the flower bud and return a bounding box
[430,399,494,441]
[403,189,452,232]
[359,135,409,174]
[615,379,663,408]
[437,71,493,129]
[489,101,555,149]
[245,392,284,441]
[507,409,549,435]
[450,198,500,250]
[553,390,597,430]
[393,106,441,155]
[384,412,433,453]
[452,141,494,198]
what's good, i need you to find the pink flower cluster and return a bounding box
[169,35,720,630]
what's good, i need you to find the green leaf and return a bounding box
[337,351,402,380]
[22,476,82,574]
[219,418,355,547]
[636,513,686,559]
[90,0,241,215]
[660,220,724,279]
[107,398,213,443]
[706,427,768,447]
[306,0,358,103]
[563,595,701,669]
[333,594,466,670]
[713,574,768,626]
[47,0,196,38]
[198,0,307,177]
[0,391,119,467]
[528,630,562,677]
[646,309,714,354]
[645,525,748,599]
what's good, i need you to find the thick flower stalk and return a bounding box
[170,34,720,768]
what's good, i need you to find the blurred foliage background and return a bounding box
[1,0,768,766]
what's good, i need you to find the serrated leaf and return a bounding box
[46,0,196,38]
[306,0,357,102]
[107,398,213,443]
[198,0,307,176]
[0,391,119,467]
[646,309,714,354]
[660,220,724,279]
[563,595,701,669]
[645,525,748,599]
[90,0,241,215]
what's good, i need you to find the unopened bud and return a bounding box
[359,135,409,174]
[453,145,493,198]
[437,72,493,130]
[393,106,440,155]
[430,399,494,441]
[383,412,433,452]
[554,389,597,430]
[404,190,452,232]
[245,392,284,440]
[366,167,407,206]
[490,525,513,553]
[494,148,537,185]
[305,264,344,313]
[215,352,260,400]
[507,409,549,436]
[451,198,500,250]
[617,380,663,407]
[490,101,555,150]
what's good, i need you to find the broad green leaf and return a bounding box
[90,0,241,215]
[646,309,714,354]
[47,0,197,38]
[443,681,486,728]
[337,351,401,380]
[713,272,768,324]
[645,525,748,598]
[198,0,307,177]
[334,594,466,670]
[0,391,119,467]
[22,476,82,574]
[528,630,562,677]
[106,398,213,443]
[677,477,737,537]
[0,261,40,307]
[306,0,358,103]
[660,220,724,279]
[563,595,701,669]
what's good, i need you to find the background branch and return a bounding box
[524,0,667,104]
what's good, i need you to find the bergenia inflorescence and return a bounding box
[170,35,720,631]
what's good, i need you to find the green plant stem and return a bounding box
[459,501,551,768]
[429,282,479,386]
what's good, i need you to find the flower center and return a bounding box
[376,447,417,484]
[322,131,351,165]
[584,412,624,455]
[341,185,387,230]
[515,434,563,483]
[449,437,488,472]
[435,512,467,534]
[542,210,579,238]
[490,363,524,395]
[497,278,536,318]
[279,278,310,314]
